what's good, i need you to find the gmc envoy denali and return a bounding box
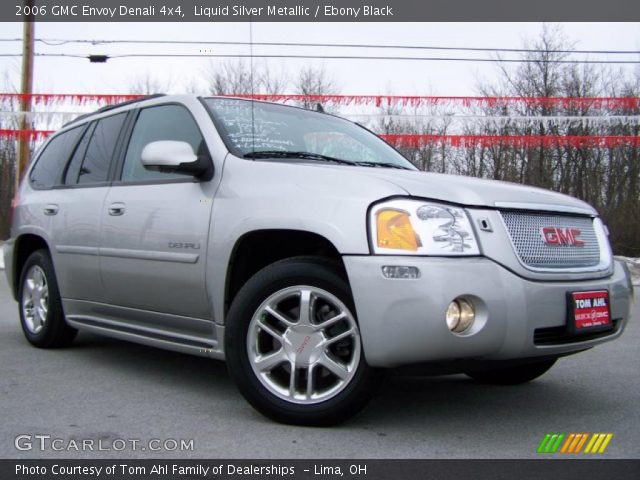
[4,95,633,425]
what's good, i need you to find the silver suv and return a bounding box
[4,95,633,425]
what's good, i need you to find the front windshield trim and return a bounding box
[201,97,417,171]
[353,120,419,171]
[198,96,245,158]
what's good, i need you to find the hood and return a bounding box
[356,168,597,216]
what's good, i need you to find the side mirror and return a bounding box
[141,140,212,180]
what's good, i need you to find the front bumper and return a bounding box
[343,256,632,368]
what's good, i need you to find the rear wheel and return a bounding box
[465,358,557,385]
[225,257,379,426]
[18,249,77,348]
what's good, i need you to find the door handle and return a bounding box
[108,203,126,216]
[43,204,59,216]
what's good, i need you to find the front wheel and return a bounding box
[465,358,557,385]
[225,257,379,426]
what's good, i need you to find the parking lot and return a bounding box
[0,273,637,459]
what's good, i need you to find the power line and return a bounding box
[0,37,637,55]
[0,53,87,58]
[0,52,638,64]
[113,53,640,64]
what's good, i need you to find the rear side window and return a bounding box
[30,126,83,188]
[120,105,203,182]
[64,113,127,185]
[75,113,127,185]
[64,123,95,185]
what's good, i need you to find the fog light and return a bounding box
[381,265,421,279]
[446,301,461,331]
[446,298,475,333]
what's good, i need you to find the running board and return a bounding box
[66,315,225,360]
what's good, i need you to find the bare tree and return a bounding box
[128,73,173,95]
[600,71,640,256]
[294,65,339,110]
[203,59,288,96]
[0,74,19,239]
[259,65,289,95]
[183,78,204,94]
[205,59,254,95]
[377,25,638,255]
[467,24,640,255]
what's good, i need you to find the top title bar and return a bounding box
[3,0,640,22]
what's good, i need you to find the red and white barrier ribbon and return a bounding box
[1,93,639,110]
[2,129,638,148]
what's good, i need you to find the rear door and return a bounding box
[99,103,215,320]
[44,113,128,304]
[26,125,85,298]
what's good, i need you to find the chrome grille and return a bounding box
[500,211,601,269]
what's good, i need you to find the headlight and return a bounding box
[370,199,480,256]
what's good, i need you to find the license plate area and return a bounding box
[567,290,612,335]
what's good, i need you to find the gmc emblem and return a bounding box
[540,227,585,246]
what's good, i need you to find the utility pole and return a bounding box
[16,8,35,192]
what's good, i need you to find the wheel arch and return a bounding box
[224,229,346,318]
[11,233,52,300]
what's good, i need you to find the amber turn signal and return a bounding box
[376,209,419,251]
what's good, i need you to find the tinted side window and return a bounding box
[121,105,204,182]
[30,126,83,188]
[64,122,95,185]
[76,113,127,185]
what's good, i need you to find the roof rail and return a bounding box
[62,93,166,127]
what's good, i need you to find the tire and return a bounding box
[225,256,379,426]
[465,358,557,385]
[17,249,77,348]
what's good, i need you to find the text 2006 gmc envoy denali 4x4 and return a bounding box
[4,95,634,425]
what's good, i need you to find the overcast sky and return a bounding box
[0,22,639,96]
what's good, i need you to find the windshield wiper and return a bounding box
[243,150,356,166]
[243,151,413,170]
[351,161,413,170]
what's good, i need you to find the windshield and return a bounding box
[204,98,416,170]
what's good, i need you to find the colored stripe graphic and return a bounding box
[537,434,552,453]
[598,434,614,453]
[542,433,614,454]
[574,433,589,453]
[560,433,575,453]
[537,433,565,453]
[585,433,614,454]
[562,433,586,453]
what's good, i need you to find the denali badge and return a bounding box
[540,227,585,246]
[168,242,201,250]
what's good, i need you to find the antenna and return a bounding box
[249,19,255,157]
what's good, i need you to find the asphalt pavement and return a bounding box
[0,274,637,459]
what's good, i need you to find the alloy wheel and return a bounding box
[247,285,361,404]
[21,265,49,334]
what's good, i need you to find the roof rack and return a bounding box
[62,93,166,127]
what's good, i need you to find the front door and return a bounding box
[99,104,215,320]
